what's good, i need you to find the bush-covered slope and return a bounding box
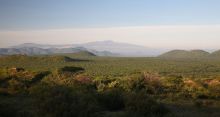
[159,50,210,58]
[0,55,78,66]
[210,50,220,58]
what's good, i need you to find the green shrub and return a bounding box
[125,91,169,117]
[0,68,9,80]
[98,88,125,111]
[57,66,84,74]
[119,76,146,92]
[30,84,101,117]
[0,102,17,117]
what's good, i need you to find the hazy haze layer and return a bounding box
[0,25,220,49]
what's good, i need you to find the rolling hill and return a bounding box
[0,55,79,64]
[5,41,220,57]
[54,51,120,58]
[78,40,162,56]
[209,50,220,58]
[0,47,91,56]
[0,47,119,57]
[70,51,96,57]
[73,51,96,56]
[0,47,49,55]
[159,50,210,58]
[11,40,165,56]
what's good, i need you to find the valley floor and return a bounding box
[1,55,220,117]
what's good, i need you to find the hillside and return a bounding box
[189,50,210,57]
[0,45,118,56]
[210,50,220,58]
[89,50,120,56]
[70,51,96,57]
[0,55,78,66]
[11,40,165,56]
[73,51,96,56]
[64,50,119,57]
[0,47,88,55]
[2,52,220,117]
[159,50,210,58]
[0,47,49,55]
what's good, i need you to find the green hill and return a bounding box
[0,55,77,66]
[210,50,220,58]
[72,51,96,57]
[190,50,210,57]
[57,51,97,58]
[159,50,210,58]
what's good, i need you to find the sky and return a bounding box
[0,0,220,49]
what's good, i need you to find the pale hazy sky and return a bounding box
[1,0,220,49]
[1,25,220,49]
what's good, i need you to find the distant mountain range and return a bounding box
[1,40,219,57]
[159,49,220,58]
[0,47,118,57]
[7,40,165,56]
[75,40,164,56]
[0,47,85,55]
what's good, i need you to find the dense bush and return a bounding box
[124,91,169,117]
[1,54,220,116]
[0,101,17,117]
[30,84,101,117]
[57,66,84,74]
[0,68,9,80]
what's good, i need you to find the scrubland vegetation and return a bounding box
[1,54,220,117]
